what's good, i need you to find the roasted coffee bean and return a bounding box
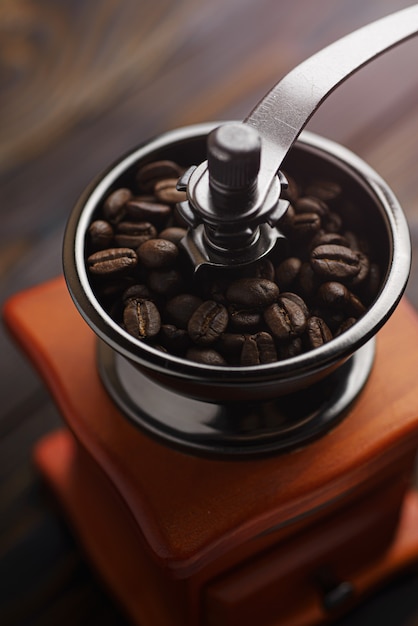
[277,337,303,359]
[275,257,302,290]
[310,231,349,250]
[228,307,262,331]
[334,317,357,336]
[306,316,333,349]
[280,292,309,317]
[298,262,321,299]
[226,278,279,309]
[158,227,187,245]
[188,301,229,345]
[122,284,153,304]
[85,159,381,367]
[126,199,172,227]
[264,294,307,340]
[217,333,246,357]
[164,294,203,328]
[310,244,361,280]
[343,230,362,252]
[154,178,187,204]
[88,220,114,250]
[202,276,230,304]
[147,268,185,296]
[87,247,137,276]
[359,262,381,303]
[348,251,370,286]
[305,179,342,204]
[322,211,343,233]
[159,324,191,354]
[294,196,329,218]
[136,160,184,192]
[123,298,161,339]
[290,212,321,238]
[115,221,157,248]
[103,188,132,224]
[186,347,227,366]
[317,281,366,316]
[97,276,135,300]
[243,258,275,281]
[240,332,277,366]
[138,238,179,269]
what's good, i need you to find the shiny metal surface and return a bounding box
[97,337,375,458]
[181,6,418,270]
[63,125,411,405]
[245,4,418,211]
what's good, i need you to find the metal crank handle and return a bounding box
[179,4,418,269]
[245,4,418,207]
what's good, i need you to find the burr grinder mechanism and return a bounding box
[176,123,289,269]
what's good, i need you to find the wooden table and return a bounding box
[1,1,418,624]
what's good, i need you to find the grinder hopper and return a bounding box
[63,6,417,457]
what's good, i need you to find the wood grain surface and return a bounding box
[1,1,418,624]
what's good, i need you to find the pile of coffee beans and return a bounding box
[85,158,381,367]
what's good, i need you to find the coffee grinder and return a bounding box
[5,6,418,625]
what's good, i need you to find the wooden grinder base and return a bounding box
[4,276,418,626]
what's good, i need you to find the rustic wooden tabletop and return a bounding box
[2,1,418,624]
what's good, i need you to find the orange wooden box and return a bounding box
[4,276,418,626]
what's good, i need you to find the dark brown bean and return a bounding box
[275,257,302,290]
[186,347,227,366]
[217,333,246,358]
[87,247,137,276]
[277,337,303,359]
[334,317,357,336]
[228,307,262,331]
[147,268,185,296]
[123,299,161,339]
[126,199,172,227]
[164,294,203,328]
[310,244,361,280]
[88,220,114,250]
[154,178,187,204]
[138,238,179,269]
[264,294,308,340]
[158,227,187,245]
[309,231,349,250]
[103,188,132,224]
[243,258,275,281]
[298,262,321,299]
[240,332,277,366]
[226,278,279,309]
[317,281,366,316]
[136,160,184,192]
[306,316,333,349]
[280,292,309,317]
[305,179,342,204]
[290,212,321,239]
[294,196,328,217]
[188,301,229,345]
[159,325,191,354]
[122,284,153,304]
[322,211,342,233]
[348,251,370,286]
[115,221,157,248]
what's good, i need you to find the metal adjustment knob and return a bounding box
[207,123,261,211]
[177,122,288,270]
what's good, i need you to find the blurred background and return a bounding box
[1,0,418,624]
